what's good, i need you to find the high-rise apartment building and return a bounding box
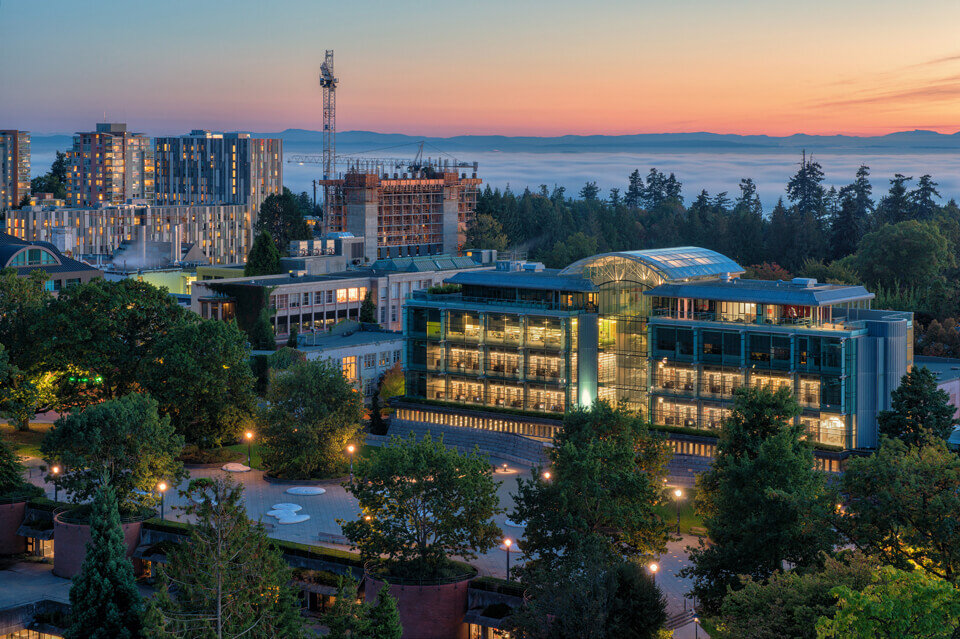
[66,123,154,207]
[0,130,30,209]
[153,131,282,210]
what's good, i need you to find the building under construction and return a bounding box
[320,160,481,262]
[298,51,481,262]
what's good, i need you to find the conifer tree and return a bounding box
[0,435,34,496]
[244,231,283,276]
[65,484,143,639]
[326,576,369,639]
[360,291,377,324]
[249,309,276,351]
[151,477,306,638]
[367,584,403,639]
[878,367,957,445]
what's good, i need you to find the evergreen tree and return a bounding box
[464,212,509,251]
[579,181,600,200]
[151,478,306,638]
[878,366,957,445]
[249,308,276,350]
[682,387,837,614]
[0,435,32,496]
[876,174,913,225]
[911,174,941,220]
[30,151,68,200]
[625,169,644,208]
[608,188,621,207]
[65,484,143,639]
[286,327,298,348]
[325,576,369,639]
[367,584,403,639]
[245,231,283,276]
[360,291,377,324]
[786,151,826,222]
[255,187,311,251]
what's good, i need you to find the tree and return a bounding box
[876,174,914,225]
[579,181,600,201]
[141,319,257,449]
[259,359,363,478]
[65,484,143,639]
[911,174,941,220]
[0,269,56,431]
[370,363,403,435]
[816,566,960,639]
[286,327,298,348]
[511,539,668,639]
[249,308,276,351]
[51,278,189,407]
[30,151,68,200]
[254,187,311,252]
[367,584,403,639]
[0,428,39,498]
[877,366,957,445]
[717,552,876,639]
[464,213,509,252]
[40,393,185,510]
[244,231,283,276]
[340,433,503,577]
[856,220,953,290]
[744,262,793,281]
[786,152,826,222]
[512,402,672,575]
[150,478,307,639]
[835,437,960,582]
[360,291,377,324]
[625,169,644,208]
[683,387,837,614]
[325,576,369,639]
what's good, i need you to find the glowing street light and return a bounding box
[674,488,683,535]
[694,616,700,639]
[158,481,168,520]
[504,538,513,580]
[347,444,356,480]
[245,431,254,466]
[648,562,659,584]
[51,465,60,502]
[542,471,551,481]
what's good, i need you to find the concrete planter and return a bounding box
[0,501,27,555]
[364,571,474,639]
[52,512,143,578]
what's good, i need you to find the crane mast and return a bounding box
[319,50,337,182]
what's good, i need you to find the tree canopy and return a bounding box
[254,187,311,253]
[877,366,957,445]
[245,231,283,276]
[40,393,185,510]
[340,433,502,577]
[258,359,363,478]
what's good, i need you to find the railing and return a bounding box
[651,308,854,330]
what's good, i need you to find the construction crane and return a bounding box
[319,49,337,182]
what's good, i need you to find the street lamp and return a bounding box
[158,482,168,520]
[542,471,551,481]
[694,616,700,639]
[245,431,254,466]
[674,488,683,535]
[504,538,513,581]
[346,444,356,480]
[51,465,60,502]
[648,562,659,584]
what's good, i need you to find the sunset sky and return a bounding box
[3,0,960,137]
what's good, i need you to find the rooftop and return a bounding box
[645,277,875,306]
[915,356,960,384]
[0,232,102,276]
[561,246,744,283]
[446,268,597,293]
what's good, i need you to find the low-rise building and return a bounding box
[290,320,404,400]
[0,231,102,293]
[401,247,913,458]
[191,253,496,334]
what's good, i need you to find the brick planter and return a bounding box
[364,571,474,639]
[53,512,143,578]
[0,501,27,555]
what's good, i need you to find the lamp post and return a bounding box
[649,562,659,584]
[694,616,700,639]
[542,471,551,481]
[674,488,683,535]
[504,538,513,581]
[245,430,254,467]
[347,444,356,480]
[51,465,60,502]
[158,482,168,520]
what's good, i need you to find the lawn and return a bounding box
[0,421,53,460]
[655,486,705,536]
[224,442,265,469]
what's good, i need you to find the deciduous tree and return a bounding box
[40,393,184,509]
[259,359,363,478]
[340,433,502,577]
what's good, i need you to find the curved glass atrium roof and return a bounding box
[560,246,744,286]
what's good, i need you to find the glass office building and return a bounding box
[402,247,913,451]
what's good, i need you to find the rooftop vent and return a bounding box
[791,277,818,288]
[522,262,545,272]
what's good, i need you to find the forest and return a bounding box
[465,156,960,358]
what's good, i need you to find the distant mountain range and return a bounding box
[29,128,960,156]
